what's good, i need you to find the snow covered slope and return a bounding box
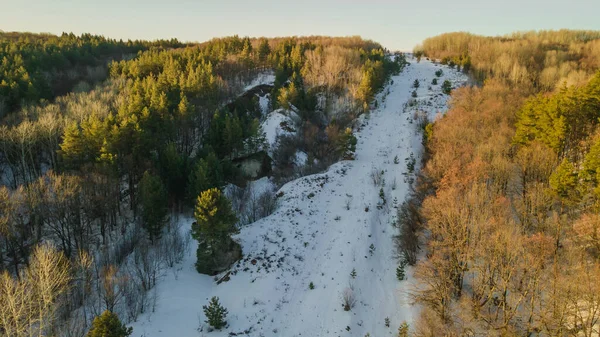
[129,57,467,337]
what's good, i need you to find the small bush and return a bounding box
[342,288,356,311]
[203,296,228,330]
[87,311,132,337]
[370,168,384,186]
[406,153,416,174]
[309,282,315,290]
[350,268,357,279]
[435,69,443,77]
[396,258,408,281]
[431,78,438,85]
[413,79,420,88]
[442,80,452,95]
[411,90,417,98]
[345,195,352,210]
[385,317,390,327]
[398,321,409,337]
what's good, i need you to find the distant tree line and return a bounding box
[0,31,183,116]
[414,30,600,91]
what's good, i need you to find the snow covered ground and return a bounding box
[129,57,467,337]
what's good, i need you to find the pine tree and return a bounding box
[59,121,85,169]
[193,188,237,242]
[413,79,420,88]
[277,82,298,110]
[188,151,223,202]
[549,158,578,201]
[397,255,408,281]
[442,80,452,94]
[257,38,271,63]
[339,128,358,160]
[87,310,132,337]
[431,78,438,85]
[397,322,409,337]
[139,171,168,243]
[358,69,374,109]
[203,296,228,330]
[192,188,240,274]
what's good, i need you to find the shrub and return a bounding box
[342,288,356,311]
[396,258,408,281]
[370,168,384,186]
[309,281,315,290]
[398,321,409,337]
[442,80,452,94]
[411,90,417,98]
[413,79,420,88]
[87,310,132,337]
[406,153,416,174]
[431,78,438,85]
[435,69,443,77]
[203,296,228,330]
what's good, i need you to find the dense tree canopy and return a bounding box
[407,30,600,336]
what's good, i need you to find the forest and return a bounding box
[4,26,600,337]
[401,30,600,336]
[0,31,403,336]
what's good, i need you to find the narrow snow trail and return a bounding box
[129,57,467,337]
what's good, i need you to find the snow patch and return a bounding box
[244,73,276,91]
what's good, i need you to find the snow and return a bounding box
[258,93,271,115]
[260,109,297,155]
[244,73,276,91]
[129,56,467,337]
[294,151,308,167]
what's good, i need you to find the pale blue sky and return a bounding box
[1,0,599,50]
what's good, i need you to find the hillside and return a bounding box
[128,57,467,337]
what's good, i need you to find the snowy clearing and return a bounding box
[129,57,467,337]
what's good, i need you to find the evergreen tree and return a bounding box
[139,171,168,243]
[188,151,223,201]
[59,121,85,169]
[396,259,407,281]
[192,188,237,242]
[413,79,420,88]
[277,82,299,110]
[257,38,271,63]
[192,188,240,274]
[223,114,243,158]
[339,128,358,160]
[549,158,578,201]
[397,322,409,337]
[431,78,438,85]
[358,69,374,109]
[87,310,132,337]
[442,80,452,94]
[158,142,187,202]
[203,296,228,330]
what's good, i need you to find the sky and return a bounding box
[1,0,599,51]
